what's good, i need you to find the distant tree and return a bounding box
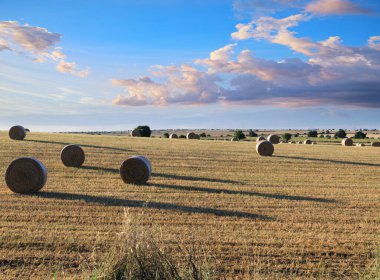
[307,130,318,137]
[135,125,152,137]
[283,133,292,141]
[207,134,211,137]
[319,134,325,138]
[234,130,246,140]
[294,133,300,137]
[199,132,207,138]
[335,129,347,138]
[326,135,332,139]
[163,132,169,138]
[248,129,258,137]
[325,130,330,134]
[354,131,367,139]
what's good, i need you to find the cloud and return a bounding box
[305,0,372,15]
[56,60,89,77]
[0,21,88,77]
[369,36,380,51]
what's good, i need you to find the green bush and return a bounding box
[135,125,152,137]
[199,132,207,138]
[234,130,246,140]
[283,133,292,141]
[354,131,367,139]
[163,133,169,138]
[307,130,318,137]
[248,129,257,137]
[334,129,346,138]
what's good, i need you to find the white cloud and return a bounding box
[0,21,88,77]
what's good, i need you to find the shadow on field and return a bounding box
[273,155,380,167]
[153,172,244,185]
[25,139,131,153]
[80,166,119,173]
[150,183,336,203]
[37,192,272,220]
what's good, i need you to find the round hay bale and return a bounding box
[187,132,200,140]
[312,142,317,145]
[256,140,274,156]
[342,138,353,146]
[130,129,141,137]
[304,139,312,145]
[61,144,85,167]
[371,142,380,147]
[267,134,280,144]
[25,128,30,132]
[231,137,239,142]
[297,141,303,144]
[169,133,178,139]
[120,156,151,184]
[5,157,47,193]
[9,125,26,140]
[356,143,365,147]
[256,136,266,142]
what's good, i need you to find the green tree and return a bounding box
[335,129,346,138]
[307,130,318,137]
[234,130,246,140]
[199,132,207,138]
[283,133,292,141]
[248,129,258,137]
[354,131,367,139]
[135,125,152,137]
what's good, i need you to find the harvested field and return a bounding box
[0,131,379,279]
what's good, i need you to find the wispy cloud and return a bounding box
[0,21,88,77]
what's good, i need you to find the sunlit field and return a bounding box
[0,131,379,279]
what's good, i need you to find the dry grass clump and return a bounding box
[187,132,200,140]
[256,136,266,142]
[131,129,141,137]
[9,125,26,140]
[169,134,178,139]
[267,134,280,144]
[342,138,353,146]
[119,156,151,184]
[256,140,274,156]
[304,139,312,145]
[93,211,217,280]
[60,144,85,167]
[5,157,47,193]
[372,142,380,147]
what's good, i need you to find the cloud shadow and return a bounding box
[273,155,380,167]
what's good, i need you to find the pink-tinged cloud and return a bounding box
[111,12,380,109]
[305,0,371,15]
[0,21,88,77]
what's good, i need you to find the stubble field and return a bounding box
[0,131,379,279]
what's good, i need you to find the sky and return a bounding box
[0,0,380,131]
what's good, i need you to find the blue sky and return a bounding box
[1,0,380,131]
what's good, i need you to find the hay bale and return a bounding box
[231,137,239,141]
[25,128,30,132]
[267,134,280,144]
[297,141,303,144]
[356,143,365,147]
[5,157,47,193]
[61,144,85,167]
[304,139,312,145]
[256,140,274,156]
[256,136,266,142]
[371,142,380,147]
[312,142,317,145]
[130,129,141,137]
[187,132,200,140]
[342,138,353,146]
[169,133,178,139]
[120,156,151,184]
[9,125,26,140]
